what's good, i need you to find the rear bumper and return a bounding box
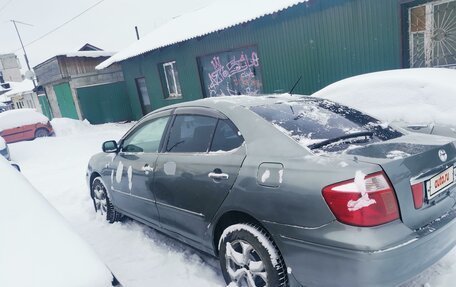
[269,209,456,287]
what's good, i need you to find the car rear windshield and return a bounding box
[250,99,402,152]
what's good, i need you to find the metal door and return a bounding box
[38,94,53,120]
[53,82,79,119]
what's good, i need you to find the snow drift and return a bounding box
[313,68,456,127]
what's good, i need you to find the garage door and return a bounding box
[77,82,133,124]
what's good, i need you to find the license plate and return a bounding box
[427,167,455,199]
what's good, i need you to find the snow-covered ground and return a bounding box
[7,118,456,287]
[9,119,224,287]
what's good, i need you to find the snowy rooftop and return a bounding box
[1,80,35,98]
[0,93,8,103]
[97,0,308,69]
[57,51,115,58]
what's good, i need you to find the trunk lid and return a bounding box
[345,133,456,230]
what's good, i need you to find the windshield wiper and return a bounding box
[308,131,374,150]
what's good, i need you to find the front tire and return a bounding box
[91,177,122,223]
[219,223,288,287]
[35,128,49,138]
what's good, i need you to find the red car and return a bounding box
[0,109,54,144]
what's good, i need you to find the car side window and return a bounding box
[166,115,217,153]
[122,117,169,153]
[210,120,244,152]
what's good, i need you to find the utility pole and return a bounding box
[135,26,140,40]
[11,19,36,88]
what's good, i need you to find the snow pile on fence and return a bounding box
[0,109,49,131]
[50,118,134,138]
[313,68,456,127]
[50,118,93,137]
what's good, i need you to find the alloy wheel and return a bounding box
[92,181,108,215]
[225,239,268,287]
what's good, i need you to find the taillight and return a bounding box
[322,171,400,227]
[411,182,424,209]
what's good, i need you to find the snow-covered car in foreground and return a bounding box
[0,109,54,143]
[0,136,10,160]
[0,135,20,170]
[313,68,456,138]
[88,95,455,287]
[0,157,121,287]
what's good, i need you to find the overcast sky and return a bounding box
[0,0,215,71]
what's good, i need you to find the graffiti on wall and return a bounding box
[198,47,263,97]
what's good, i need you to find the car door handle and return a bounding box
[208,172,229,180]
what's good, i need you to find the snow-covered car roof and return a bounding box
[97,0,308,69]
[0,157,116,287]
[0,109,49,132]
[312,68,456,127]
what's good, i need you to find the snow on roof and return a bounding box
[0,95,8,103]
[2,80,35,98]
[57,51,115,58]
[97,0,309,69]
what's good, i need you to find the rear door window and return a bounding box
[166,115,218,153]
[210,120,244,152]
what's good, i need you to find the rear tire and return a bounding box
[91,177,122,223]
[35,128,49,138]
[219,223,288,287]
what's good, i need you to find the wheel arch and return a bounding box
[212,210,270,256]
[89,171,102,196]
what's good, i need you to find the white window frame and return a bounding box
[163,61,182,98]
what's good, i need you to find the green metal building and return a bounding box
[99,0,456,120]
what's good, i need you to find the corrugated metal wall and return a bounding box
[122,0,402,119]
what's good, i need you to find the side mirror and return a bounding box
[10,162,21,172]
[406,124,429,131]
[102,140,118,153]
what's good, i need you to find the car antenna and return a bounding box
[289,75,302,96]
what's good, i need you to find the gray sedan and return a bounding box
[87,95,456,287]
